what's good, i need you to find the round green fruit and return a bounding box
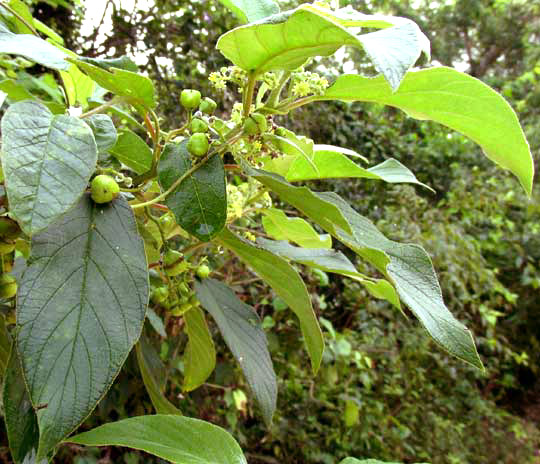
[0,274,17,299]
[190,118,209,134]
[91,175,120,204]
[151,286,169,305]
[243,113,268,135]
[158,213,177,234]
[187,133,209,157]
[180,89,201,110]
[199,97,217,115]
[196,264,211,279]
[0,240,15,255]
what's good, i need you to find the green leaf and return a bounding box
[320,67,534,195]
[7,0,34,34]
[0,78,34,101]
[1,101,98,235]
[216,228,324,373]
[285,146,433,191]
[217,5,428,90]
[157,141,227,242]
[246,167,352,236]
[79,56,139,73]
[72,58,155,110]
[0,316,11,378]
[217,0,280,23]
[0,23,69,70]
[136,336,181,415]
[3,347,40,464]
[17,194,149,459]
[195,278,277,424]
[146,307,167,337]
[109,129,152,174]
[60,63,96,109]
[33,18,64,44]
[66,415,248,464]
[85,114,117,153]
[315,193,483,369]
[263,133,318,173]
[183,306,216,392]
[256,238,401,309]
[262,208,332,249]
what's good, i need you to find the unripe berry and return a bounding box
[199,97,217,115]
[196,264,211,279]
[0,274,17,299]
[180,89,201,110]
[187,133,209,157]
[151,286,169,305]
[0,241,15,255]
[243,113,268,135]
[190,118,209,134]
[91,175,120,204]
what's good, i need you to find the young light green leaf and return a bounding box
[316,192,483,369]
[195,279,277,423]
[6,0,34,34]
[262,208,332,249]
[79,56,139,73]
[136,337,181,415]
[183,306,216,392]
[217,0,280,23]
[110,129,152,174]
[320,67,534,195]
[285,147,433,191]
[1,101,97,235]
[0,23,69,70]
[85,114,117,153]
[217,5,428,90]
[217,228,324,373]
[17,194,149,459]
[246,167,352,235]
[72,58,155,110]
[60,63,96,109]
[0,78,34,101]
[3,345,40,464]
[256,238,401,309]
[66,415,247,464]
[158,141,227,242]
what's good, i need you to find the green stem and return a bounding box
[0,3,38,35]
[243,71,257,117]
[79,97,123,118]
[266,71,292,108]
[274,95,318,113]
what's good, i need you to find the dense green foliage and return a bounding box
[0,0,538,463]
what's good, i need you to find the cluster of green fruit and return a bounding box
[0,217,21,300]
[181,89,217,158]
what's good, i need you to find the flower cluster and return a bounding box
[208,66,248,91]
[291,71,329,97]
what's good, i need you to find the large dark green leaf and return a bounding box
[110,129,152,174]
[0,23,69,70]
[136,336,181,415]
[85,114,117,153]
[3,347,40,464]
[217,228,324,373]
[320,68,533,195]
[183,306,216,392]
[66,415,247,464]
[17,194,149,459]
[195,278,277,424]
[217,0,279,23]
[1,101,97,235]
[217,5,428,90]
[158,141,227,242]
[317,193,482,369]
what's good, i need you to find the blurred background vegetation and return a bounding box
[1,0,539,463]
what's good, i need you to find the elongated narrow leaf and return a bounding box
[3,347,40,464]
[136,337,181,415]
[0,23,69,70]
[320,68,533,195]
[110,129,152,174]
[183,306,216,392]
[256,238,401,309]
[195,279,276,423]
[72,59,155,109]
[246,167,351,235]
[285,147,433,190]
[67,415,247,464]
[79,56,139,73]
[158,141,227,241]
[217,228,324,372]
[217,5,428,90]
[85,114,117,153]
[17,194,149,459]
[7,0,35,34]
[218,0,279,23]
[319,193,482,368]
[1,101,97,235]
[262,208,332,249]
